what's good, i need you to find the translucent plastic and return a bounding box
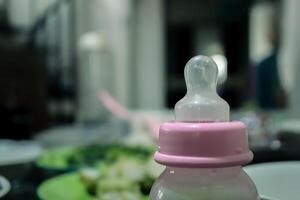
[175,55,229,122]
[150,166,259,200]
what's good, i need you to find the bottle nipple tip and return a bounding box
[184,55,218,92]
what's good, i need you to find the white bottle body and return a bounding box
[150,166,259,200]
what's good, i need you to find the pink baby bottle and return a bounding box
[150,55,259,200]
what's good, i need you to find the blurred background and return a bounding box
[0,0,294,135]
[1,0,300,199]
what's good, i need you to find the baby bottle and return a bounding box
[150,56,259,200]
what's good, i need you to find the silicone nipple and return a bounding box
[175,55,229,122]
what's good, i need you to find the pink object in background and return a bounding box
[99,90,162,139]
[99,91,130,120]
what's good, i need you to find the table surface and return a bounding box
[2,146,300,200]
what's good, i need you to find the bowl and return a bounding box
[245,161,300,200]
[0,175,10,198]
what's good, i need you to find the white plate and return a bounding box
[0,175,10,198]
[0,140,43,166]
[245,161,300,200]
[34,122,128,148]
[278,119,300,133]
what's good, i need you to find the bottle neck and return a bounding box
[165,166,242,178]
[161,166,245,186]
[167,166,241,171]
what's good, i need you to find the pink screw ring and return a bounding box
[154,121,253,168]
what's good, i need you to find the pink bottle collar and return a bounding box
[154,121,253,168]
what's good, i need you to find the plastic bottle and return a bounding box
[150,55,259,200]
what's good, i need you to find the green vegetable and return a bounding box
[38,143,160,200]
[37,147,75,169]
[37,144,153,169]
